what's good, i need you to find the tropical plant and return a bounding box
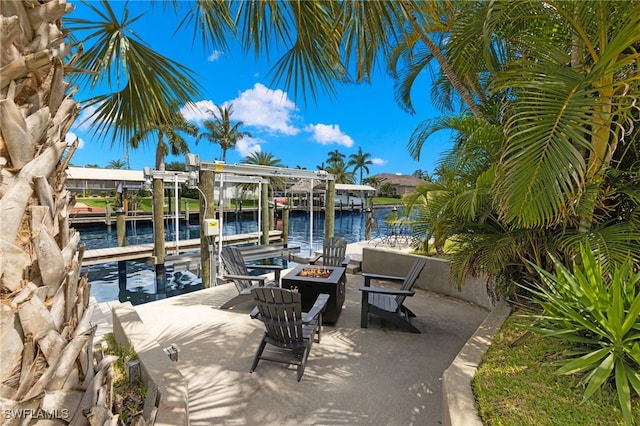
[403,1,640,291]
[347,146,373,184]
[66,0,201,143]
[521,243,640,425]
[363,175,381,189]
[129,102,197,170]
[379,182,395,197]
[107,159,126,169]
[326,149,346,168]
[241,152,287,193]
[326,159,355,185]
[197,104,251,162]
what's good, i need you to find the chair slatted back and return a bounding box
[322,237,347,267]
[253,287,304,345]
[396,259,427,307]
[221,247,253,292]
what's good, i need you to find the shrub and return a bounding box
[521,243,640,425]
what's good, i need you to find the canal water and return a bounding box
[82,207,395,304]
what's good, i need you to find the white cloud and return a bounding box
[65,131,84,149]
[180,100,217,124]
[236,136,262,157]
[371,157,387,166]
[305,123,354,147]
[229,83,300,135]
[74,104,101,132]
[207,49,224,62]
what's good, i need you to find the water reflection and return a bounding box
[82,208,394,305]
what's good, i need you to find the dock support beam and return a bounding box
[199,170,215,288]
[260,183,269,246]
[152,177,166,290]
[116,208,127,301]
[325,179,336,238]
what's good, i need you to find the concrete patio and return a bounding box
[94,266,490,425]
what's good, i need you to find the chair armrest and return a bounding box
[223,274,267,284]
[244,264,282,281]
[308,254,322,265]
[340,256,350,267]
[358,286,415,297]
[249,306,259,319]
[245,264,283,271]
[361,272,406,287]
[302,293,330,323]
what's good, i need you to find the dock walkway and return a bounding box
[82,230,284,266]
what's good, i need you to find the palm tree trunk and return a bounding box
[0,1,116,422]
[402,1,485,119]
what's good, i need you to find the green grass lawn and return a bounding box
[474,309,639,425]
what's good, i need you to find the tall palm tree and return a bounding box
[347,146,373,184]
[197,104,251,162]
[129,103,197,170]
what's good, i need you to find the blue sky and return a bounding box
[65,2,452,178]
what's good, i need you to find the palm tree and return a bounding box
[241,151,287,193]
[107,159,127,169]
[129,103,197,170]
[347,146,373,184]
[197,104,251,162]
[363,175,381,189]
[326,160,355,185]
[326,149,346,167]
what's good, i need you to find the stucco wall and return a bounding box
[361,247,495,310]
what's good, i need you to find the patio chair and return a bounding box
[359,258,426,333]
[250,287,329,381]
[219,247,283,309]
[309,236,349,284]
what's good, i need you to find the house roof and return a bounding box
[66,166,145,182]
[372,173,427,187]
[286,181,376,193]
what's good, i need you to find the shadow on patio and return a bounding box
[126,272,489,425]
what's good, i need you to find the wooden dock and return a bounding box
[82,230,284,266]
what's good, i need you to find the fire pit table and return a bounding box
[281,264,346,323]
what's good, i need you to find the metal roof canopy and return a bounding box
[186,154,335,262]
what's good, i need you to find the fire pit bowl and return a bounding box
[297,267,332,279]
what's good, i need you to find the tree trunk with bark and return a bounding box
[0,1,117,423]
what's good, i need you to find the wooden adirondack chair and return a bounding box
[250,287,329,381]
[309,236,349,284]
[219,247,283,309]
[358,258,427,333]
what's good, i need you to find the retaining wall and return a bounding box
[112,303,189,426]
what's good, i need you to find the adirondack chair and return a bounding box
[358,258,427,333]
[250,287,329,381]
[219,247,283,309]
[309,236,349,284]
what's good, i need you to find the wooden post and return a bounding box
[282,206,289,246]
[269,204,275,231]
[365,207,373,240]
[199,170,215,288]
[325,179,336,239]
[261,183,269,245]
[152,177,166,288]
[116,208,127,300]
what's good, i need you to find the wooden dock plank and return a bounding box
[82,231,284,266]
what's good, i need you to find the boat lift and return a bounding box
[186,154,335,284]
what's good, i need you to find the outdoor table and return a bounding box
[281,264,346,323]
